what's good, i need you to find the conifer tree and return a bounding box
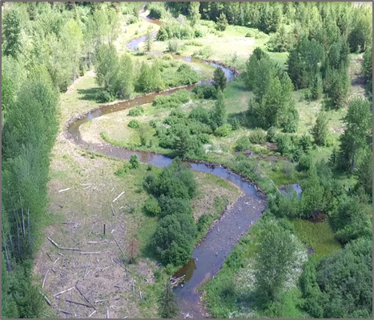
[158,282,180,318]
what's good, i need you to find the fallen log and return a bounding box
[88,310,97,318]
[80,251,101,255]
[65,299,93,308]
[75,282,95,310]
[39,290,52,306]
[47,237,80,251]
[113,191,125,203]
[53,286,74,297]
[57,309,73,315]
[42,269,49,289]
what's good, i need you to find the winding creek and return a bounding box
[65,8,267,318]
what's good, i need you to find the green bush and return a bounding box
[249,128,266,144]
[251,144,268,154]
[298,153,313,172]
[266,126,277,142]
[144,197,161,216]
[153,214,196,266]
[97,90,115,102]
[153,90,190,108]
[193,46,213,59]
[129,154,140,169]
[149,119,157,128]
[229,118,240,130]
[158,195,193,218]
[188,106,211,125]
[167,38,180,53]
[235,136,250,151]
[215,124,232,137]
[162,54,173,60]
[192,85,217,99]
[276,134,294,156]
[128,119,140,128]
[128,106,144,116]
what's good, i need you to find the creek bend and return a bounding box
[65,11,267,319]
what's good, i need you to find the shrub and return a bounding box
[158,195,193,218]
[153,214,196,266]
[298,153,313,172]
[128,106,144,116]
[162,54,173,60]
[235,136,250,151]
[229,118,240,130]
[148,6,164,19]
[128,119,140,128]
[176,64,199,84]
[249,128,266,144]
[188,107,211,125]
[149,119,157,128]
[144,197,161,216]
[129,154,140,169]
[299,134,312,152]
[167,38,180,53]
[276,134,294,156]
[194,29,203,38]
[282,162,295,179]
[192,85,217,99]
[215,124,232,137]
[266,126,277,142]
[153,90,190,108]
[97,90,115,102]
[193,46,213,59]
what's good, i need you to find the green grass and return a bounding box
[291,219,341,260]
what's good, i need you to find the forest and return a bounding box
[1,1,372,319]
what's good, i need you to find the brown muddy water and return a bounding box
[65,9,268,319]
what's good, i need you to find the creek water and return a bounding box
[66,9,268,318]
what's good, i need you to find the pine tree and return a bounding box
[338,98,371,171]
[216,13,228,31]
[189,2,201,27]
[2,9,22,59]
[137,62,152,93]
[311,111,329,146]
[213,67,227,91]
[158,282,180,318]
[310,73,323,100]
[145,28,153,52]
[212,90,227,127]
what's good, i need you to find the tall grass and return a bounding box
[291,219,341,260]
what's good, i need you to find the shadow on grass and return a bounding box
[77,87,101,102]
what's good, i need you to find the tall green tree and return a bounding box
[145,28,153,52]
[315,238,372,318]
[338,98,371,171]
[116,54,134,99]
[189,1,201,27]
[362,46,372,95]
[95,43,119,93]
[216,13,228,31]
[354,147,373,199]
[211,90,227,128]
[325,67,349,109]
[300,165,324,217]
[213,67,227,92]
[254,220,299,302]
[311,111,329,146]
[2,9,22,59]
[60,19,83,81]
[158,282,180,318]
